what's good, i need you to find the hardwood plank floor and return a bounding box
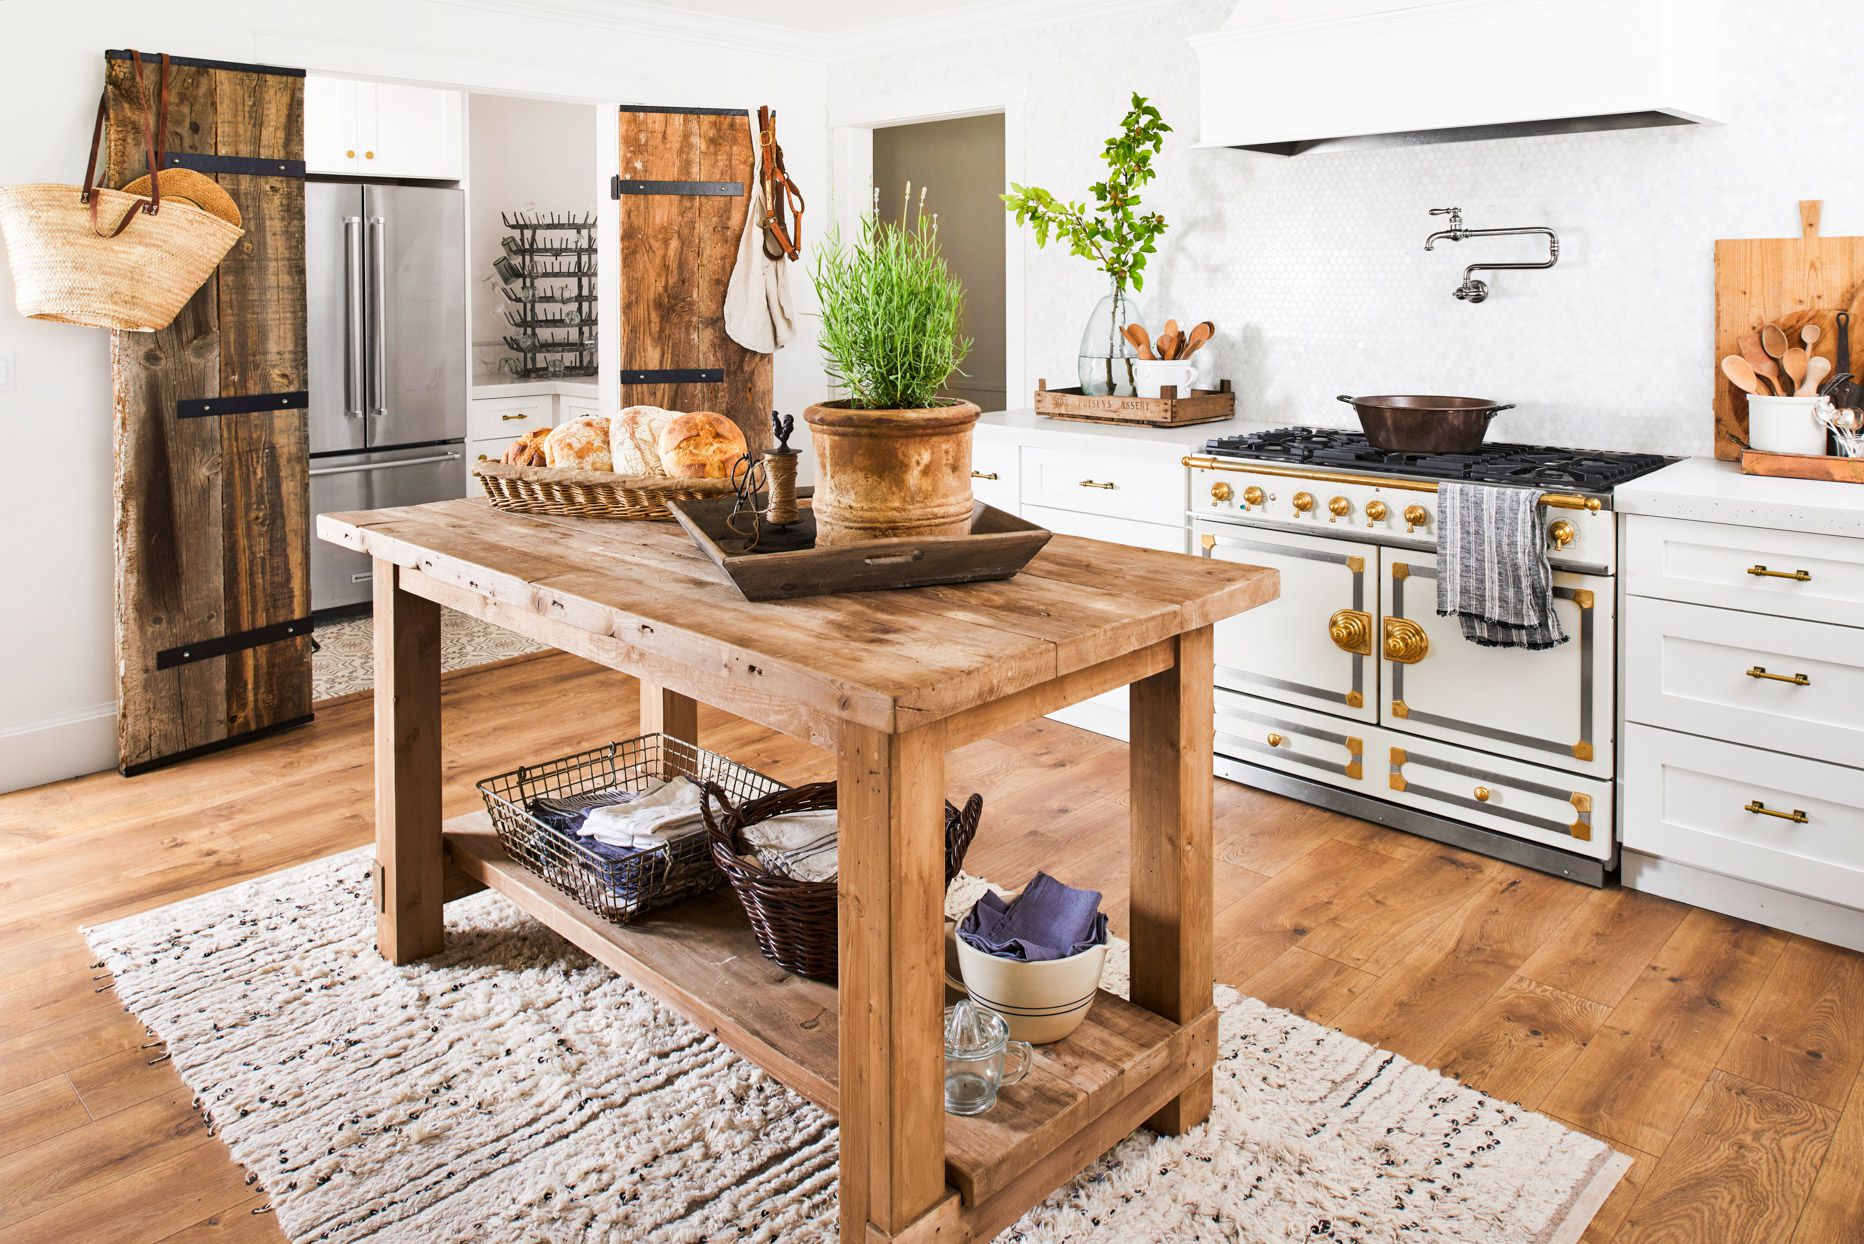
[0,650,1859,1242]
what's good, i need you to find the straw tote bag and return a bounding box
[0,51,244,332]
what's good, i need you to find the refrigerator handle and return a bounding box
[368,215,388,419]
[343,216,365,417]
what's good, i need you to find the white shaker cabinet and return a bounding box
[1616,462,1864,953]
[305,76,463,180]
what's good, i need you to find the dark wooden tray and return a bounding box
[667,497,1052,601]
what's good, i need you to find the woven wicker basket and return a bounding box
[701,781,983,981]
[0,184,242,332]
[474,460,735,520]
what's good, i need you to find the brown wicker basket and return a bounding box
[701,781,983,981]
[474,460,735,520]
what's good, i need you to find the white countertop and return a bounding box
[1615,457,1864,538]
[976,407,1285,459]
[470,379,600,401]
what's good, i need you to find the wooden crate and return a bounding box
[1034,378,1235,427]
[1740,449,1864,484]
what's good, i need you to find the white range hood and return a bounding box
[1191,0,1723,156]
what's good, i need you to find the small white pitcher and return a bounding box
[1747,394,1829,456]
[1132,359,1199,400]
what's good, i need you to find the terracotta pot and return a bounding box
[804,400,981,546]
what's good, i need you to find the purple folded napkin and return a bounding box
[958,872,1108,962]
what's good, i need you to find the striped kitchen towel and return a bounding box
[1435,481,1567,650]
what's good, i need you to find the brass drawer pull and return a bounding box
[500,412,531,421]
[1474,785,1491,802]
[1747,666,1810,686]
[1748,564,1810,581]
[1266,732,1286,747]
[1745,800,1809,824]
[1079,479,1116,490]
[971,470,999,481]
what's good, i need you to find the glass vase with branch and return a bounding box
[1003,93,1170,396]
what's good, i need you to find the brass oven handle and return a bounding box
[1079,479,1116,490]
[971,470,999,480]
[1745,800,1809,824]
[1748,565,1811,581]
[1329,609,1373,656]
[1747,666,1810,686]
[1383,616,1430,664]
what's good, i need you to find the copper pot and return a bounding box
[1336,394,1516,454]
[804,400,981,546]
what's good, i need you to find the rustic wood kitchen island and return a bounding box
[317,497,1277,1243]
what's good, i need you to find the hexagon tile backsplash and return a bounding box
[830,0,1864,458]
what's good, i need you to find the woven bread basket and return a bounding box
[701,781,983,981]
[474,460,735,520]
[0,184,242,332]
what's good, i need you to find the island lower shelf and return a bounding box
[442,812,1217,1223]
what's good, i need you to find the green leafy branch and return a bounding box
[1001,93,1171,293]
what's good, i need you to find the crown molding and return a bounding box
[421,0,1193,63]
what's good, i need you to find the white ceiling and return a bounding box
[609,0,1007,35]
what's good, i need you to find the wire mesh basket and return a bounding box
[476,734,786,925]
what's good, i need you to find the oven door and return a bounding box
[1378,550,1614,778]
[1198,520,1378,724]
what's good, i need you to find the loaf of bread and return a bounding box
[657,411,747,479]
[542,415,613,471]
[611,406,676,477]
[501,427,550,467]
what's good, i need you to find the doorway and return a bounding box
[872,114,1007,412]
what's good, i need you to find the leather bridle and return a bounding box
[757,105,803,262]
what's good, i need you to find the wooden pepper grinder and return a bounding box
[764,410,799,527]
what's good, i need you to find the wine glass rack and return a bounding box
[497,211,597,379]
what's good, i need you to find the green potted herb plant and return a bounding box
[1003,93,1170,397]
[806,186,974,546]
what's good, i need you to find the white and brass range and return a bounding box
[1187,427,1672,887]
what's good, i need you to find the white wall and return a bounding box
[467,94,597,379]
[827,0,1864,458]
[0,0,829,792]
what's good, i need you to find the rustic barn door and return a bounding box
[615,106,772,451]
[104,50,312,774]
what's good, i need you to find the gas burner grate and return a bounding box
[1202,427,1673,492]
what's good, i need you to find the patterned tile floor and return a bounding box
[312,609,545,702]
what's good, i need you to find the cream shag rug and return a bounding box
[87,852,1628,1244]
[312,610,543,702]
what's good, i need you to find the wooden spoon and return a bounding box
[1737,332,1784,395]
[1720,354,1765,396]
[1123,323,1155,360]
[1181,321,1215,358]
[1804,354,1832,395]
[1783,346,1809,395]
[1762,323,1791,375]
[1801,322,1823,355]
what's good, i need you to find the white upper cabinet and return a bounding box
[305,76,463,180]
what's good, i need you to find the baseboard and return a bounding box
[1622,850,1864,953]
[0,702,118,794]
[1046,696,1128,743]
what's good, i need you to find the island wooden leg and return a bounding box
[1128,625,1215,1135]
[838,721,951,1242]
[639,679,698,745]
[373,560,443,964]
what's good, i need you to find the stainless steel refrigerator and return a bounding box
[307,182,466,612]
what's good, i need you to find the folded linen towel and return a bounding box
[579,777,708,849]
[958,872,1108,962]
[527,788,647,869]
[1436,481,1567,651]
[741,808,839,883]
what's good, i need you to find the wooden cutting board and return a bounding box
[1714,200,1864,459]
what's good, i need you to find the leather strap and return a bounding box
[84,49,167,238]
[757,105,803,262]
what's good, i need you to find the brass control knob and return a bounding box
[1403,504,1429,533]
[1211,481,1233,503]
[1549,519,1577,549]
[1266,732,1286,748]
[1365,500,1389,524]
[1292,491,1316,515]
[1328,495,1351,522]
[1241,485,1265,509]
[1474,786,1492,803]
